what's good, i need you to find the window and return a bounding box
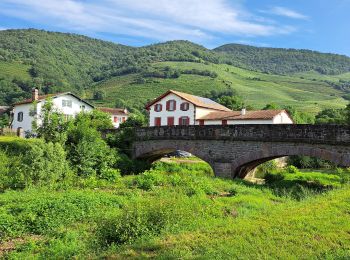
[180,102,189,111]
[166,100,176,111]
[62,99,72,108]
[114,116,118,123]
[122,117,126,122]
[167,117,174,126]
[80,105,86,111]
[222,120,227,126]
[154,117,161,126]
[154,104,162,112]
[199,120,204,126]
[179,116,189,126]
[17,112,23,122]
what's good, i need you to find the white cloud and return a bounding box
[265,6,309,20]
[0,0,300,43]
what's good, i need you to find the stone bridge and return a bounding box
[129,124,350,179]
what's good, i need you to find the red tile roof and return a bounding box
[98,107,128,115]
[197,110,292,121]
[145,90,232,112]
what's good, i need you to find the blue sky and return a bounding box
[0,0,349,56]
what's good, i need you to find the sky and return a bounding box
[0,0,349,56]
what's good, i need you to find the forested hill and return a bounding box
[1,29,350,108]
[214,44,350,75]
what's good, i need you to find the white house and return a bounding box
[98,107,129,128]
[11,89,94,133]
[145,90,293,126]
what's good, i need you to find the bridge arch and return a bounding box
[127,124,350,179]
[233,145,344,178]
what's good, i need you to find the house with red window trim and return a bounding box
[98,107,129,128]
[145,90,293,126]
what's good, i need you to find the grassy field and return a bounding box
[90,61,348,113]
[1,161,349,259]
[0,61,32,81]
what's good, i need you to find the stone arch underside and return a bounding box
[133,140,350,179]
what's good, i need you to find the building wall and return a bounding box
[111,114,128,128]
[272,112,294,124]
[11,103,34,132]
[200,119,274,125]
[12,94,93,133]
[149,93,195,126]
[195,107,218,122]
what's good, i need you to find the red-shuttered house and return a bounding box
[145,90,231,127]
[145,90,294,127]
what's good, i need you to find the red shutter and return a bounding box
[222,120,227,126]
[186,117,190,125]
[180,103,183,111]
[173,100,177,111]
[167,117,174,126]
[159,104,162,111]
[178,117,182,125]
[199,120,204,126]
[166,101,170,111]
[154,117,161,126]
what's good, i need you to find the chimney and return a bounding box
[32,88,39,101]
[241,108,246,116]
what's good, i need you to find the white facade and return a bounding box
[111,114,128,128]
[149,93,197,126]
[147,90,294,127]
[11,93,93,133]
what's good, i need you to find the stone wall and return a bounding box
[131,125,350,179]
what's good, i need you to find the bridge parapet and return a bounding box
[134,124,350,145]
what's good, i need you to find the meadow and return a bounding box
[0,159,349,259]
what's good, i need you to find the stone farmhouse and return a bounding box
[145,90,293,126]
[11,89,128,133]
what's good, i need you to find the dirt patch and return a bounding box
[0,235,43,257]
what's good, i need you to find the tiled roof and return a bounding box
[98,107,128,115]
[197,110,291,121]
[13,93,66,105]
[145,90,232,112]
[12,92,94,108]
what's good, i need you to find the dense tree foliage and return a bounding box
[214,44,350,75]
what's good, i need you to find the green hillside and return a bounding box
[1,29,350,113]
[214,43,350,75]
[89,62,347,113]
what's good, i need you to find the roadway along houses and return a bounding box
[145,90,293,126]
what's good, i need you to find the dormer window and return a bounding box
[180,102,189,111]
[154,104,162,112]
[166,100,176,111]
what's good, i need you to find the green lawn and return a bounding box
[1,161,349,259]
[90,62,348,114]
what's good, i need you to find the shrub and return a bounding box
[285,165,299,174]
[0,137,71,190]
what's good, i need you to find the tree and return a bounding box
[217,95,245,110]
[33,98,68,144]
[93,90,106,100]
[315,108,346,124]
[263,103,280,110]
